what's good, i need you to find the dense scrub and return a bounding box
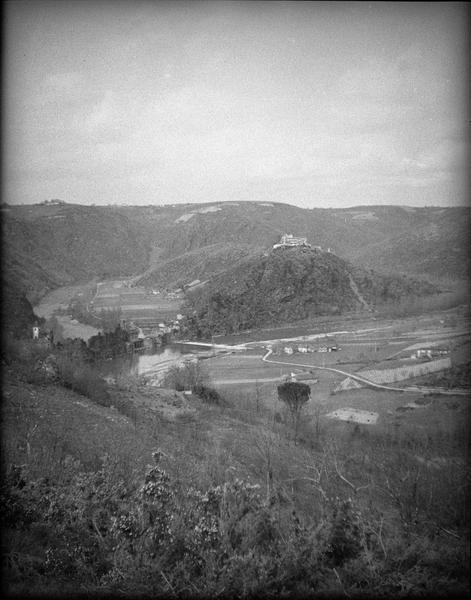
[161,362,224,405]
[2,439,469,598]
[1,335,138,422]
[0,283,41,339]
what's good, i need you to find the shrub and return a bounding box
[2,443,469,598]
[192,384,223,405]
[161,361,208,391]
[56,356,110,406]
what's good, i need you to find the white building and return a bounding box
[273,233,311,249]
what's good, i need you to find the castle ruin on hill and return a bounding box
[273,233,332,253]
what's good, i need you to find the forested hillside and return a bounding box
[2,201,468,306]
[2,204,148,303]
[182,246,437,337]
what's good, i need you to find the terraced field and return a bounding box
[92,280,183,323]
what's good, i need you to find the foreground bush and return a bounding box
[1,449,468,598]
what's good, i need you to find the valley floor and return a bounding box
[4,294,468,596]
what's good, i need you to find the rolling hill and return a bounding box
[2,204,148,303]
[137,242,265,289]
[121,202,470,284]
[2,201,468,308]
[182,245,437,336]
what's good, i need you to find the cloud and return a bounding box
[4,3,467,209]
[41,71,84,101]
[82,90,121,134]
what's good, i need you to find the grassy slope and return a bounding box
[138,242,264,289]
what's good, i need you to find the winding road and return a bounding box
[261,348,469,397]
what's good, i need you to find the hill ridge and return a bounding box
[182,246,437,336]
[2,202,468,304]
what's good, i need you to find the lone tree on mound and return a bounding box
[277,381,311,443]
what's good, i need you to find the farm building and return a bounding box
[127,322,145,342]
[40,199,66,205]
[412,347,450,360]
[316,341,339,352]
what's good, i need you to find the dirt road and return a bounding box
[212,376,283,385]
[261,349,469,396]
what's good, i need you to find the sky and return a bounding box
[3,1,470,208]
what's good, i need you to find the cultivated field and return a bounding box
[34,280,98,319]
[200,305,470,437]
[92,279,183,323]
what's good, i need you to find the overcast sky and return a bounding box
[3,1,469,208]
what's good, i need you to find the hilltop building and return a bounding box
[273,234,311,249]
[40,199,66,205]
[271,234,334,253]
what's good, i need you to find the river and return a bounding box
[95,345,202,384]
[34,283,215,383]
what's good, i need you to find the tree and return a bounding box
[161,360,208,391]
[277,381,310,443]
[100,307,123,332]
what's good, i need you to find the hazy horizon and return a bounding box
[4,1,469,208]
[5,198,470,211]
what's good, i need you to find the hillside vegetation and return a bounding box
[2,342,469,597]
[119,202,470,282]
[182,247,437,337]
[138,242,264,290]
[0,281,40,339]
[2,205,148,303]
[2,202,468,306]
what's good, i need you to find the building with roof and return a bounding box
[273,233,311,249]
